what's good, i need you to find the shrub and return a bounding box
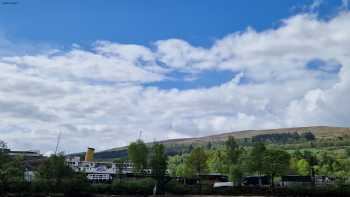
[164,179,190,194]
[92,184,111,194]
[30,179,52,193]
[62,176,91,197]
[7,179,30,193]
[110,178,156,195]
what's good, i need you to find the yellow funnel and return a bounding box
[85,147,95,161]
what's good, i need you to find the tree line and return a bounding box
[168,136,350,187]
[252,131,316,144]
[2,135,350,196]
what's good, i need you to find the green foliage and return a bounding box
[36,155,79,193]
[206,141,212,149]
[164,179,190,194]
[303,150,318,166]
[247,142,266,175]
[111,178,156,195]
[7,132,350,195]
[127,140,148,172]
[296,159,310,176]
[225,136,240,164]
[301,132,316,141]
[150,143,167,178]
[92,183,111,194]
[293,150,304,160]
[222,136,246,185]
[262,149,290,186]
[37,155,74,180]
[168,154,187,177]
[207,149,227,174]
[0,151,25,194]
[114,157,128,177]
[30,178,52,193]
[298,150,318,176]
[62,173,91,196]
[185,147,208,177]
[252,132,315,144]
[188,144,194,152]
[149,143,168,194]
[345,147,350,157]
[0,153,89,196]
[228,164,244,185]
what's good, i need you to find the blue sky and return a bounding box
[0,0,340,46]
[0,0,349,153]
[0,0,341,89]
[0,0,344,90]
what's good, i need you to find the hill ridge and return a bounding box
[101,125,350,153]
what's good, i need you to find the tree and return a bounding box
[247,142,266,175]
[0,148,10,166]
[186,147,208,193]
[149,144,167,194]
[296,159,310,176]
[62,173,90,196]
[301,132,316,141]
[262,149,290,187]
[188,144,194,153]
[0,140,7,150]
[0,154,24,194]
[303,150,318,177]
[345,147,350,157]
[168,155,186,177]
[228,164,244,186]
[186,147,208,176]
[206,141,212,150]
[36,155,75,192]
[225,136,240,164]
[0,141,25,194]
[114,157,127,181]
[37,155,74,180]
[293,150,303,160]
[207,150,227,174]
[128,140,148,172]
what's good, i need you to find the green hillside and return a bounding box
[91,126,350,160]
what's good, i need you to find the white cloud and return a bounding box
[2,43,166,84]
[0,11,350,153]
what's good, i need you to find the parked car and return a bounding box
[241,176,270,186]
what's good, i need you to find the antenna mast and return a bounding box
[54,130,62,155]
[138,130,143,140]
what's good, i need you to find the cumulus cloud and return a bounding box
[0,10,350,153]
[2,43,166,84]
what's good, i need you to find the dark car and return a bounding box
[241,176,271,186]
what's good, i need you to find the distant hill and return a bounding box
[87,126,350,160]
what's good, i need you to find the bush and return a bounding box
[92,184,111,194]
[164,179,190,194]
[110,178,156,195]
[6,179,30,193]
[30,179,52,193]
[62,176,91,197]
